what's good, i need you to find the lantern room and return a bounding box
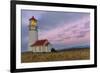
[29,16,37,30]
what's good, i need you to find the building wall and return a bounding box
[48,44,52,52]
[28,30,38,51]
[31,45,51,52]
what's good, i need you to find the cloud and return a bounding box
[84,21,90,29]
[37,11,89,31]
[39,15,90,47]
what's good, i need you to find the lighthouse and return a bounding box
[28,16,38,51]
[28,16,52,52]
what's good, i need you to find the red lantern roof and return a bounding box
[29,16,37,21]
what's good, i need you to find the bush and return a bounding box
[51,48,56,52]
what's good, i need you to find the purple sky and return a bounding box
[21,10,90,52]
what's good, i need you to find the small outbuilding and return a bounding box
[30,39,52,52]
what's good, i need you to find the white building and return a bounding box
[30,39,51,52]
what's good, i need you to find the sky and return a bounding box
[21,10,90,52]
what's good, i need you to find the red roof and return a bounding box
[31,39,50,46]
[29,16,37,21]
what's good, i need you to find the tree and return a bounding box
[51,48,56,52]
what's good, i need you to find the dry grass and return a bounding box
[21,48,90,63]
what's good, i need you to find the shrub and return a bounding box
[51,48,56,52]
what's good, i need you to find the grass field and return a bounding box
[21,48,90,63]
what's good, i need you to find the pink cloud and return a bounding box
[39,16,90,46]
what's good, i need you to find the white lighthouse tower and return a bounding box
[28,16,38,51]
